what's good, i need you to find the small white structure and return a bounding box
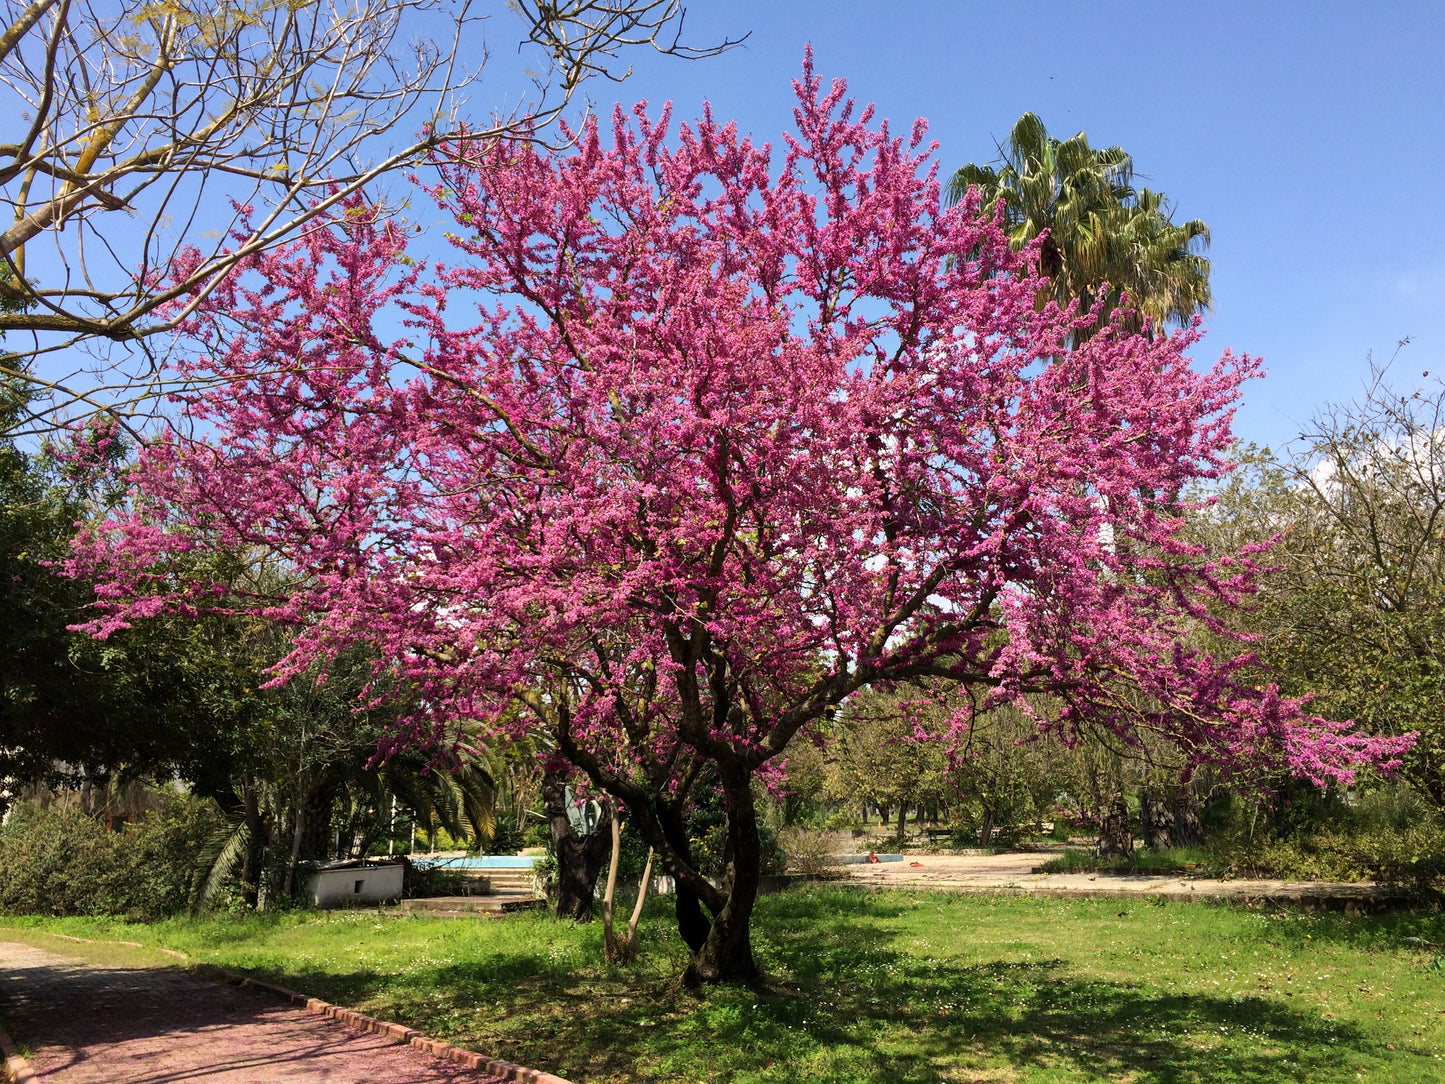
[305,860,404,908]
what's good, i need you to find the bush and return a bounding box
[1206,786,1445,894]
[0,798,220,920]
[487,811,523,855]
[778,828,839,877]
[404,861,469,899]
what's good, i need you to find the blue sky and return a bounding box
[475,0,1444,453]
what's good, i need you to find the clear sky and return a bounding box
[474,0,1444,453]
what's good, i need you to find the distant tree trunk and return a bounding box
[299,787,335,860]
[879,803,890,826]
[1172,789,1204,848]
[894,801,908,849]
[1141,790,1174,851]
[543,771,613,922]
[240,780,269,909]
[979,808,996,846]
[283,802,305,899]
[1096,795,1134,859]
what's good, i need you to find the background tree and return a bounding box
[74,62,1405,985]
[1205,365,1445,806]
[947,111,1210,340]
[0,0,741,436]
[825,691,948,845]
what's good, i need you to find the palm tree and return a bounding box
[947,112,1210,341]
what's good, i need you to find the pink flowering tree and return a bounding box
[72,58,1408,985]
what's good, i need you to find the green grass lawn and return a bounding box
[5,887,1445,1083]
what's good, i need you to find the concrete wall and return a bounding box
[306,863,404,908]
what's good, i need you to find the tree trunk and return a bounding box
[299,787,335,860]
[656,803,712,954]
[543,771,612,922]
[979,808,996,846]
[1141,790,1174,851]
[894,801,907,849]
[283,801,304,899]
[682,769,763,987]
[1096,795,1134,859]
[1171,789,1204,848]
[240,781,267,910]
[602,813,655,964]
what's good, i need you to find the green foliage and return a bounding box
[403,863,469,899]
[1188,376,1445,810]
[0,799,220,920]
[1038,845,1219,874]
[486,810,524,855]
[1205,787,1445,893]
[824,689,950,826]
[686,781,785,878]
[948,112,1211,340]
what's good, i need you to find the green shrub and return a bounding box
[404,862,469,899]
[0,798,219,920]
[1206,785,1445,894]
[777,828,838,876]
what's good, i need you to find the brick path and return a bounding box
[0,940,510,1083]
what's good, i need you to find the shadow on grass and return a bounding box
[236,890,1418,1083]
[1245,904,1445,954]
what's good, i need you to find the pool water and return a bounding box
[413,855,544,869]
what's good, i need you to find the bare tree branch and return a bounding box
[0,0,745,435]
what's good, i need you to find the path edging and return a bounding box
[0,1019,36,1084]
[7,932,572,1084]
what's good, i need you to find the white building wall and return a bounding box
[305,863,404,908]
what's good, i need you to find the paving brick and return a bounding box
[0,941,511,1083]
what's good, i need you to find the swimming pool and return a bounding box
[413,855,544,869]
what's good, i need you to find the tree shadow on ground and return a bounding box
[244,893,1424,1084]
[1244,904,1445,953]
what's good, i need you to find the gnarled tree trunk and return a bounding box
[681,769,763,987]
[657,803,713,954]
[543,771,613,922]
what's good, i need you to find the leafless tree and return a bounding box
[0,0,741,434]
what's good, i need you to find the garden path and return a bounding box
[0,939,510,1083]
[839,850,1400,907]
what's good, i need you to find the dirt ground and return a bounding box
[835,849,1396,905]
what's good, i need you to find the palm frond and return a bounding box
[191,815,250,913]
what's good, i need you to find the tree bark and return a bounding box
[240,781,267,910]
[655,802,713,954]
[1141,790,1174,851]
[543,771,612,922]
[681,769,763,987]
[1171,789,1204,848]
[1096,795,1134,859]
